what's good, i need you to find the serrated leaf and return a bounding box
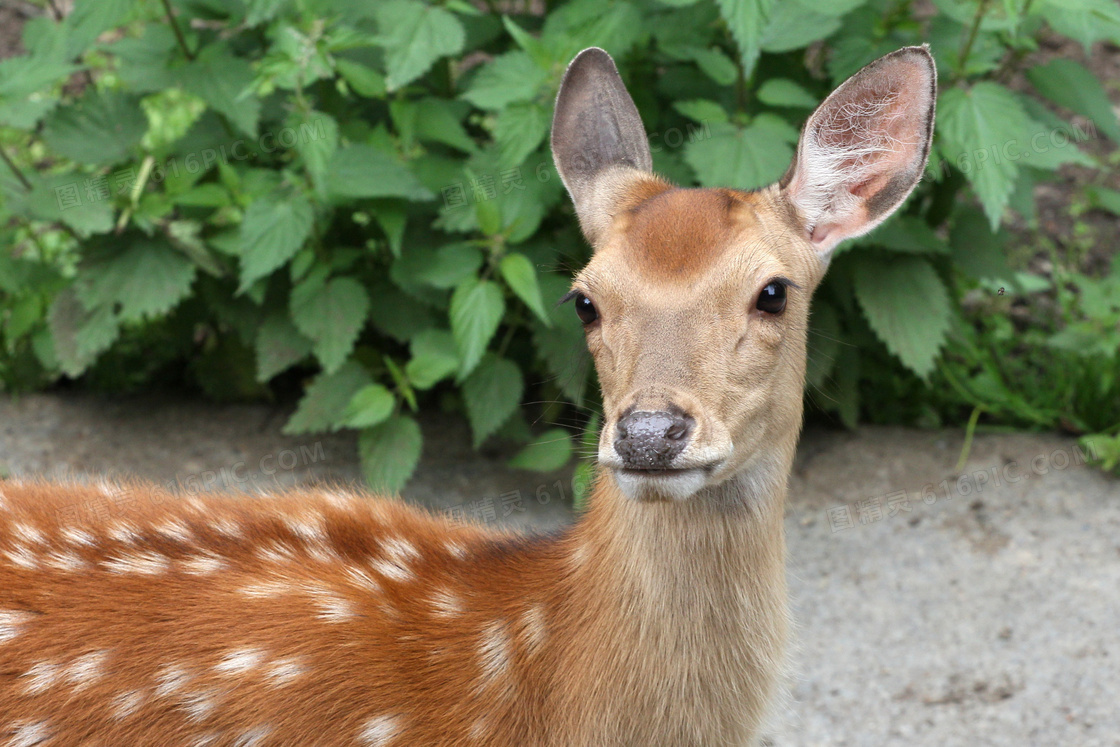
[761,0,841,52]
[684,120,792,190]
[24,174,114,236]
[757,78,817,108]
[41,90,146,165]
[462,354,524,447]
[76,239,197,322]
[674,99,729,124]
[508,428,573,471]
[245,0,291,25]
[461,51,548,110]
[853,256,952,379]
[502,16,552,68]
[238,192,314,290]
[716,0,777,78]
[853,215,950,255]
[1026,60,1120,145]
[64,0,132,57]
[284,360,372,434]
[392,243,483,291]
[291,111,339,198]
[414,99,476,153]
[255,312,312,382]
[690,47,739,86]
[291,276,370,374]
[179,44,260,137]
[937,83,1030,229]
[494,103,549,168]
[327,145,433,201]
[1036,0,1120,49]
[499,253,551,326]
[342,384,395,428]
[806,300,840,389]
[359,414,423,493]
[406,329,459,390]
[450,277,505,378]
[48,288,120,378]
[373,0,465,90]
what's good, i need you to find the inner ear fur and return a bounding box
[782,45,937,254]
[551,47,662,245]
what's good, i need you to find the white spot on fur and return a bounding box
[359,715,401,746]
[66,650,109,690]
[61,527,96,547]
[189,734,222,747]
[13,523,45,545]
[371,537,418,582]
[155,519,194,543]
[469,717,488,740]
[445,541,467,559]
[478,621,511,686]
[155,664,193,697]
[3,545,38,570]
[520,604,547,655]
[8,721,51,747]
[111,690,146,719]
[239,579,290,599]
[180,688,221,723]
[103,550,169,575]
[345,566,382,593]
[568,542,589,569]
[215,648,266,676]
[430,588,462,618]
[44,549,87,572]
[263,656,307,687]
[322,491,355,510]
[22,661,60,694]
[285,513,326,543]
[232,725,273,746]
[107,522,141,544]
[181,552,225,576]
[302,584,355,623]
[256,541,298,564]
[0,610,36,644]
[212,517,244,539]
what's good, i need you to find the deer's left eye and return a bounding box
[756,282,787,314]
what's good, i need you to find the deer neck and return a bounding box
[549,459,791,743]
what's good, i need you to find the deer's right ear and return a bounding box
[551,48,656,244]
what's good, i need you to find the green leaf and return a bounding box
[461,51,548,110]
[853,215,950,255]
[64,0,133,57]
[76,239,197,322]
[405,329,459,390]
[502,16,552,68]
[760,0,841,52]
[255,312,312,382]
[335,58,387,98]
[41,90,146,165]
[414,99,476,153]
[1026,60,1120,145]
[1036,0,1120,49]
[509,428,574,471]
[450,277,505,378]
[684,120,792,190]
[359,414,423,493]
[327,145,433,201]
[757,78,817,108]
[179,44,261,138]
[499,253,551,326]
[291,276,370,374]
[673,99,729,124]
[853,256,952,379]
[245,0,291,25]
[24,174,114,236]
[238,192,314,290]
[342,383,395,428]
[462,353,524,447]
[373,0,466,90]
[391,243,483,291]
[690,47,739,86]
[949,206,1011,281]
[110,25,179,93]
[284,360,372,434]
[937,83,1031,229]
[48,288,120,378]
[291,111,339,199]
[715,0,777,78]
[493,103,549,168]
[806,300,840,389]
[1088,186,1120,216]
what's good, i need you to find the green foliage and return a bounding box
[0,0,1116,493]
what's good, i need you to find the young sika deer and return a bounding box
[0,47,935,746]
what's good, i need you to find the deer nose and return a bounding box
[613,408,694,469]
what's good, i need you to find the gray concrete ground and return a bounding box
[1,393,1117,746]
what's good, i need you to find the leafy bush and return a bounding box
[0,0,1118,489]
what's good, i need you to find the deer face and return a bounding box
[551,48,936,501]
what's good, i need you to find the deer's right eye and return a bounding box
[575,293,599,324]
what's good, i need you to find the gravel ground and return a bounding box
[1,392,1118,746]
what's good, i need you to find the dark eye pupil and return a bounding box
[575,293,598,324]
[756,283,787,314]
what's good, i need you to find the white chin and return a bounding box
[614,469,708,502]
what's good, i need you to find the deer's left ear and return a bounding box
[781,45,936,256]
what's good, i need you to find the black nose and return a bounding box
[614,408,694,469]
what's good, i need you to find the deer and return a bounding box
[0,45,935,746]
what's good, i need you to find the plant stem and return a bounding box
[955,0,991,83]
[160,0,195,62]
[0,146,32,191]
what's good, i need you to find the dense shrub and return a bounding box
[0,0,1117,488]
